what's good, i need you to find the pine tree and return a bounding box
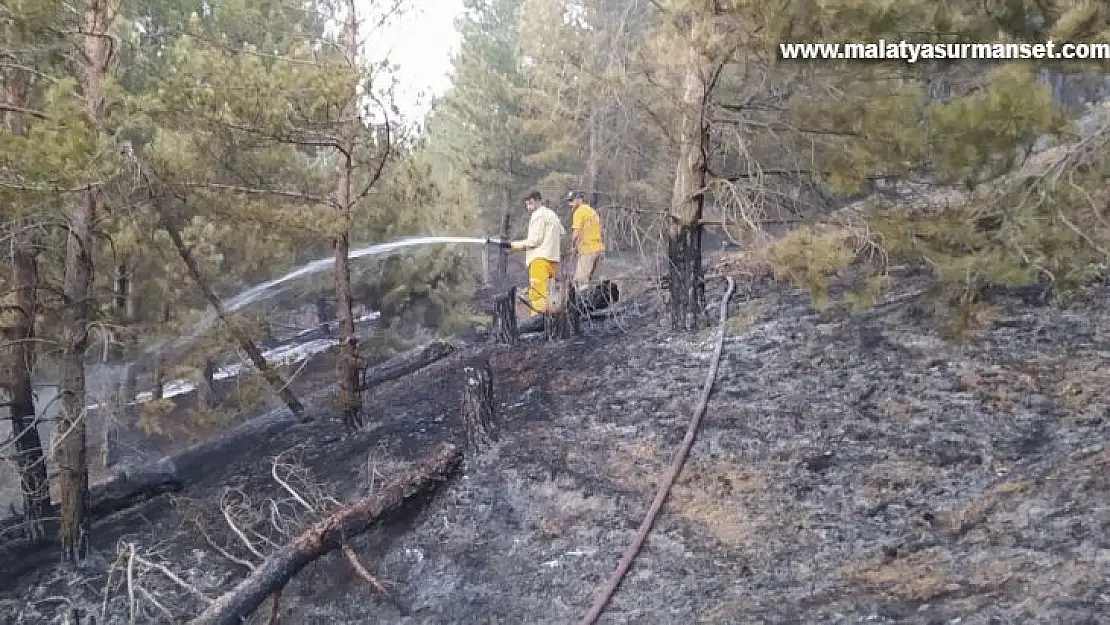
[766,0,1110,333]
[432,0,540,229]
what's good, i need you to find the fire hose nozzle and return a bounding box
[486,236,512,249]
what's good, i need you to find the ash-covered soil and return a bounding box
[4,271,1110,625]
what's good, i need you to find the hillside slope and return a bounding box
[3,270,1110,624]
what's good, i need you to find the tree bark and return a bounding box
[333,0,363,430]
[497,204,511,288]
[151,299,170,400]
[314,293,334,335]
[162,217,306,419]
[461,361,498,450]
[1,228,50,544]
[197,359,217,408]
[667,30,710,332]
[544,279,577,340]
[1,80,50,544]
[109,262,128,362]
[58,195,94,563]
[581,111,601,208]
[58,0,121,563]
[668,224,704,331]
[492,286,517,344]
[358,340,456,393]
[187,444,462,625]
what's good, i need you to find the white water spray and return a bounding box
[151,235,489,356]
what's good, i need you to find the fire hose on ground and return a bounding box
[576,275,737,625]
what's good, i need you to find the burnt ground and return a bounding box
[4,264,1110,624]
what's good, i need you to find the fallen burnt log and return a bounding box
[188,443,462,625]
[359,340,457,393]
[177,341,459,478]
[0,341,458,581]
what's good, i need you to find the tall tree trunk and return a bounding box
[57,0,120,563]
[496,211,511,288]
[333,0,362,430]
[581,111,601,208]
[333,222,359,428]
[151,300,170,400]
[1,77,50,543]
[110,261,128,362]
[2,229,51,543]
[198,359,217,408]
[315,293,333,335]
[112,258,138,438]
[667,35,709,332]
[162,217,306,419]
[58,191,95,562]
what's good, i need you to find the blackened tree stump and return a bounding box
[492,286,518,344]
[544,278,578,340]
[461,361,499,451]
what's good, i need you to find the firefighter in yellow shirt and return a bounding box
[505,190,565,316]
[566,191,606,291]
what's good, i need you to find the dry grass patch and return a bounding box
[603,438,666,492]
[955,365,1038,412]
[606,446,789,550]
[839,547,951,602]
[856,457,937,492]
[527,476,620,537]
[726,301,763,334]
[1055,358,1110,412]
[934,480,1034,535]
[877,395,916,420]
[669,458,786,550]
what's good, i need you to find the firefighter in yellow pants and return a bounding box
[511,190,566,316]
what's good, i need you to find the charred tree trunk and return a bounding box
[197,359,217,408]
[109,261,130,362]
[1,230,50,544]
[492,286,517,344]
[544,279,577,340]
[314,293,334,335]
[461,361,499,450]
[582,112,601,208]
[151,362,164,400]
[58,0,121,563]
[151,299,170,400]
[121,276,138,412]
[334,227,360,429]
[58,195,94,563]
[162,217,306,419]
[332,1,365,431]
[668,225,704,331]
[1,81,50,544]
[497,212,511,288]
[187,445,462,625]
[667,29,710,332]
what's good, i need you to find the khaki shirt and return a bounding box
[512,205,566,266]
